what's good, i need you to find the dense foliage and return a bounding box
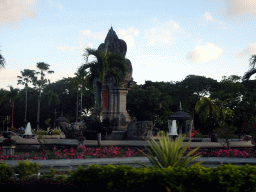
[1,73,256,135]
[1,161,256,192]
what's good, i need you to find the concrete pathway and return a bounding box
[0,136,254,148]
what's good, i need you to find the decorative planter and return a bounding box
[2,145,16,156]
[40,135,65,139]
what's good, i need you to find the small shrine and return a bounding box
[168,103,193,138]
[93,27,136,131]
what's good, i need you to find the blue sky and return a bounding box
[1,0,256,90]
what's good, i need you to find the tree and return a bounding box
[0,49,6,69]
[178,75,218,98]
[7,86,19,128]
[17,69,35,124]
[79,48,127,117]
[33,62,54,130]
[243,55,256,81]
[80,48,127,89]
[195,97,221,134]
[74,67,88,121]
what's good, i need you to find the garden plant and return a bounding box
[133,131,205,168]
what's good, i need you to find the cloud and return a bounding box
[204,12,214,21]
[79,27,140,50]
[238,43,256,57]
[122,35,135,50]
[116,27,140,49]
[79,30,106,41]
[48,0,63,9]
[116,27,140,38]
[0,68,21,89]
[144,19,181,45]
[55,44,94,52]
[48,72,75,83]
[187,43,223,62]
[142,61,153,67]
[0,0,38,27]
[223,0,256,17]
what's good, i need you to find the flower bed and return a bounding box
[184,146,256,158]
[1,145,256,160]
[0,146,149,160]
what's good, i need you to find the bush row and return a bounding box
[1,161,256,192]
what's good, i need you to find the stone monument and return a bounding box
[93,27,136,132]
[127,121,154,140]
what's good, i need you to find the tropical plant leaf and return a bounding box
[133,131,204,168]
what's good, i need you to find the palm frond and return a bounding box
[243,68,256,81]
[249,55,256,69]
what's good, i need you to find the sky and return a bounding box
[1,0,256,91]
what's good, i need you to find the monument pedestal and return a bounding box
[105,131,127,140]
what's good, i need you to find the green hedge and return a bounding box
[32,130,62,135]
[0,162,256,191]
[64,164,256,192]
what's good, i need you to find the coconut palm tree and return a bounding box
[33,62,54,130]
[78,48,128,117]
[73,68,88,122]
[243,55,256,81]
[195,97,221,133]
[8,86,19,129]
[17,69,35,124]
[79,48,127,89]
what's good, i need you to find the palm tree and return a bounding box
[33,62,54,130]
[72,68,88,122]
[8,86,19,129]
[79,48,127,89]
[243,55,256,81]
[79,48,128,146]
[17,69,35,124]
[195,97,220,133]
[0,49,6,69]
[78,48,127,118]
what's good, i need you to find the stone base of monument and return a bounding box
[84,130,127,140]
[105,131,127,140]
[127,121,153,140]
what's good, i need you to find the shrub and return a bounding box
[216,123,238,147]
[34,130,47,135]
[51,130,61,135]
[8,127,16,132]
[63,163,256,192]
[0,162,14,180]
[14,161,41,180]
[133,131,204,168]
